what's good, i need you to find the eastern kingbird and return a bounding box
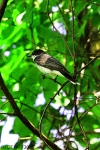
[29,49,80,85]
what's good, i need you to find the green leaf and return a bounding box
[75,1,87,16]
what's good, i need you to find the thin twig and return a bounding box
[39,81,69,146]
[46,0,74,59]
[76,55,100,75]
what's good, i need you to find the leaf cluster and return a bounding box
[0,0,100,149]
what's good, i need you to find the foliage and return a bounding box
[0,0,100,149]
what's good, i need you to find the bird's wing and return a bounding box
[35,54,70,74]
[45,57,76,84]
[34,54,78,84]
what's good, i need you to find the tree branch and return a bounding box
[0,0,9,22]
[76,55,100,75]
[0,73,61,150]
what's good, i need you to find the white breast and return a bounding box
[37,64,51,74]
[36,64,63,78]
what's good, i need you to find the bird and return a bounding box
[28,49,80,85]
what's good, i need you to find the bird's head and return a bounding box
[28,49,46,59]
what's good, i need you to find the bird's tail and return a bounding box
[61,72,80,85]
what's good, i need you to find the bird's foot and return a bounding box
[54,75,58,82]
[41,74,46,79]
